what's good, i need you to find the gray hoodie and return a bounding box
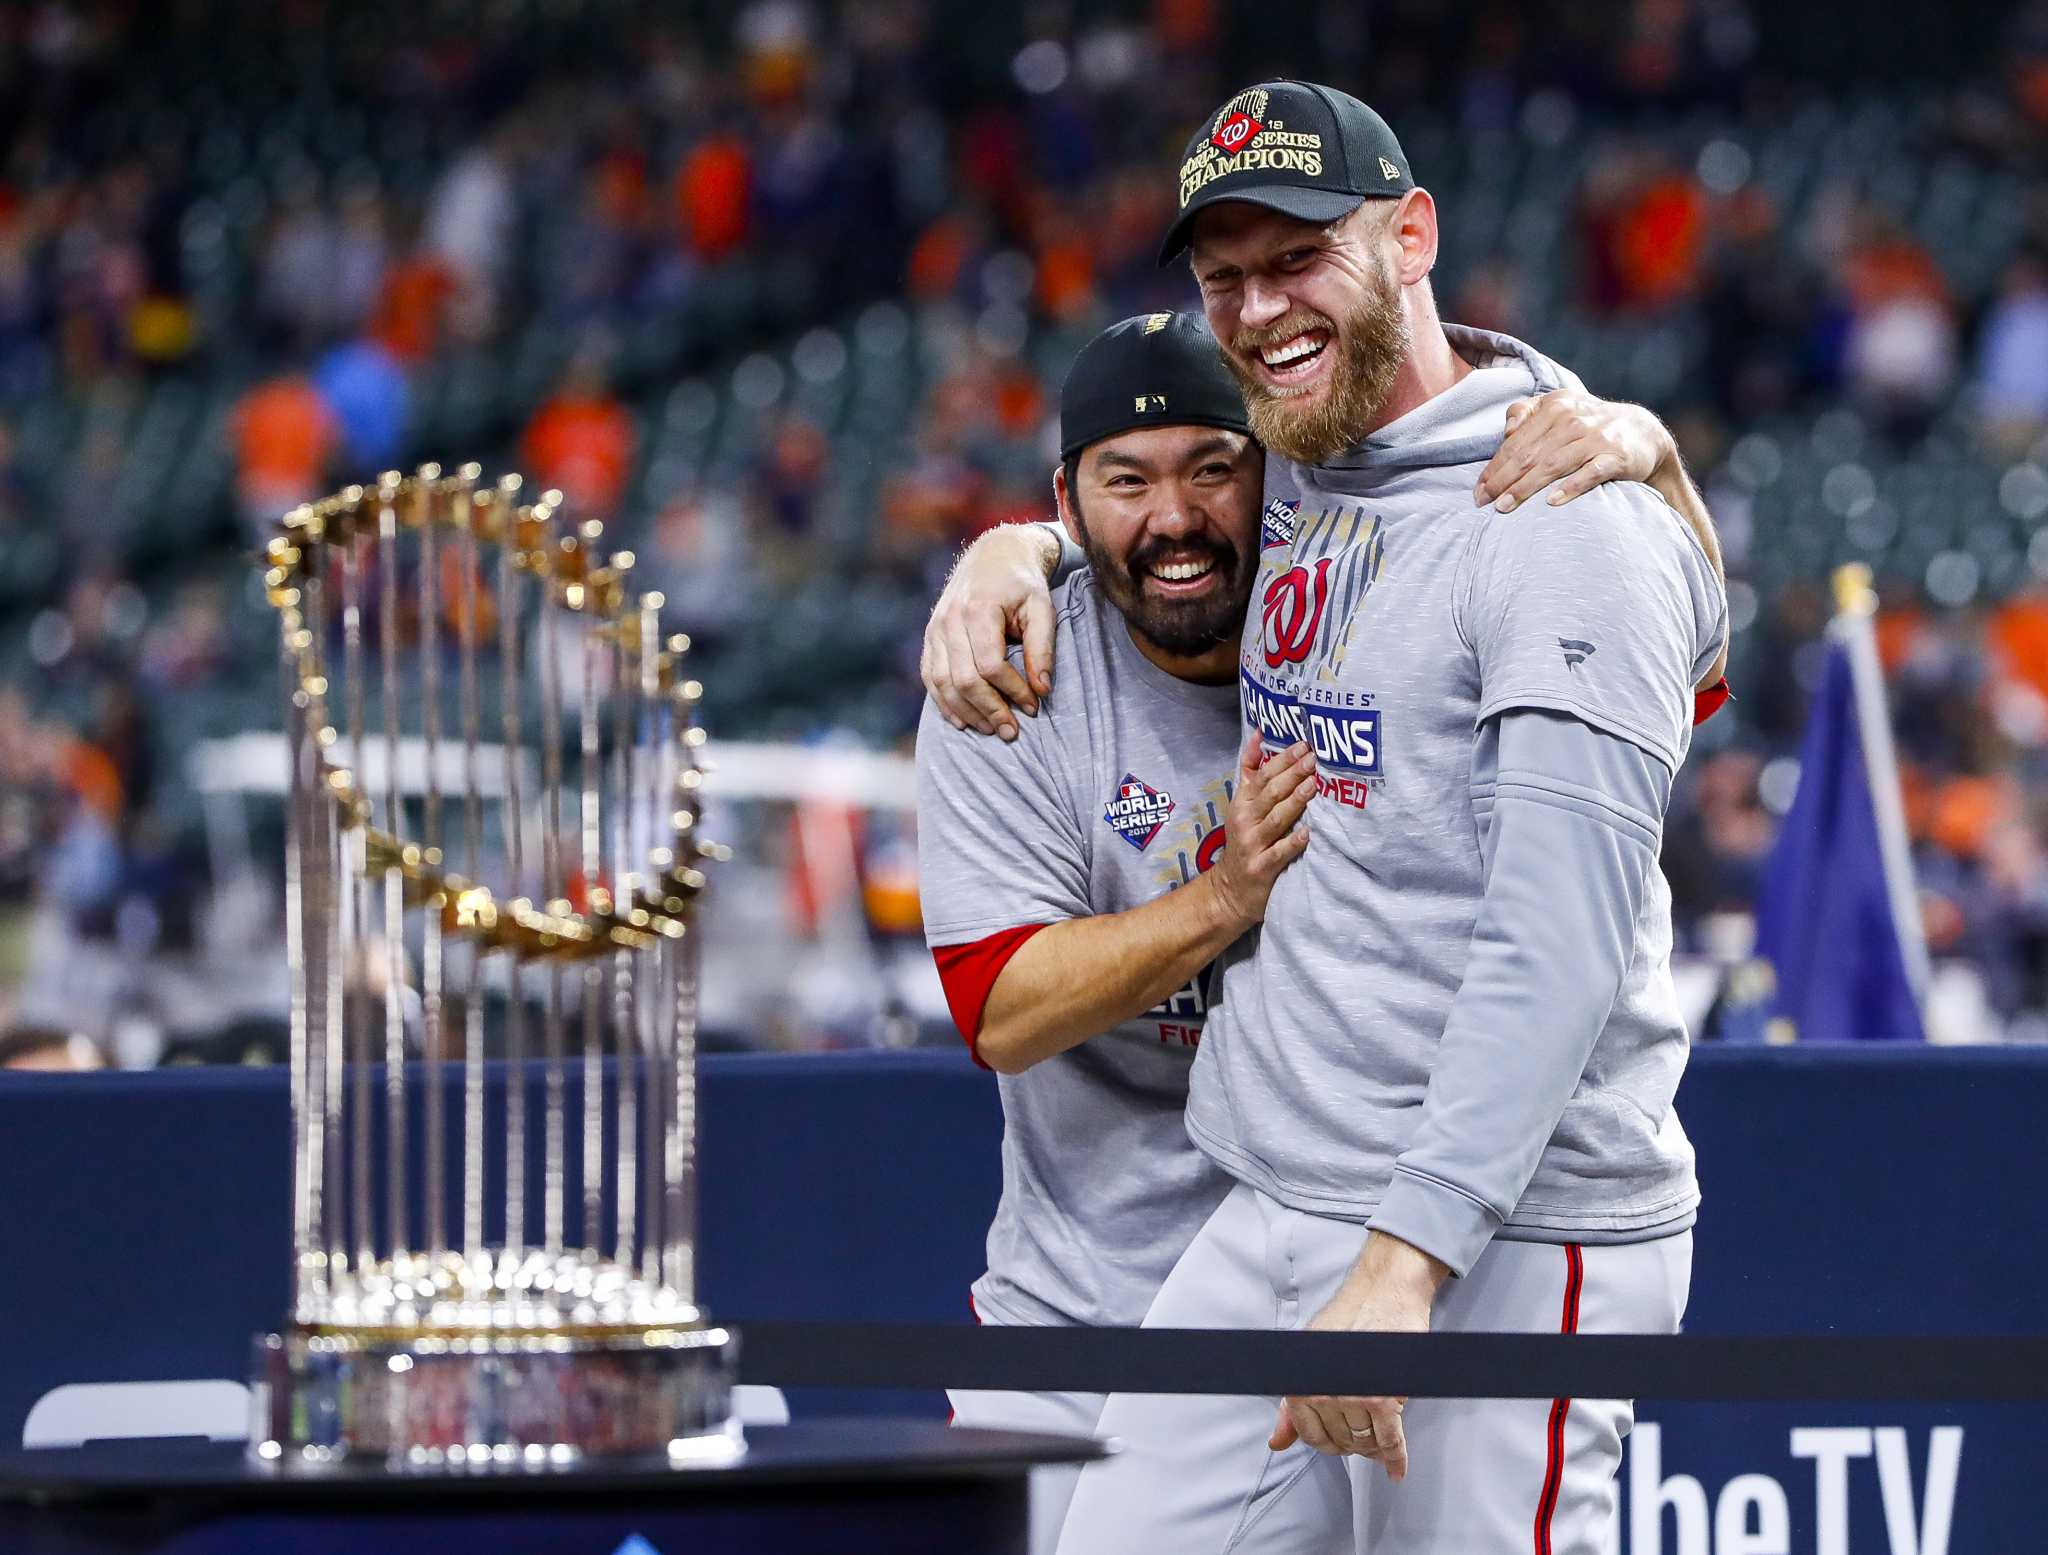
[1186,325,1727,1274]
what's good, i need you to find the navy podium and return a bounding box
[0,1426,1099,1554]
[2,1045,2044,1552]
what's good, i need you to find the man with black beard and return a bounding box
[915,310,1319,1555]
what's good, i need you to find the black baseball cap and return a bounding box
[1059,311,1253,462]
[1159,80,1414,266]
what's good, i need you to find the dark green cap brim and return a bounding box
[1158,186,1373,267]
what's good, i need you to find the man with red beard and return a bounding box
[935,82,1729,1555]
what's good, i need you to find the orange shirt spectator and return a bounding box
[1035,230,1096,320]
[1873,602,1930,676]
[521,386,634,518]
[232,375,335,525]
[1844,238,1948,313]
[992,366,1045,439]
[907,214,974,300]
[1988,593,2048,705]
[371,254,456,363]
[676,136,750,262]
[1614,173,1708,310]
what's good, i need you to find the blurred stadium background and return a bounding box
[0,0,2044,1065]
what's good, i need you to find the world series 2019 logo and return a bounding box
[1103,773,1175,851]
[1260,497,1300,551]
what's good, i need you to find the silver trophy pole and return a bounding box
[457,480,487,1270]
[535,495,568,1265]
[664,640,706,1305]
[638,599,666,1286]
[495,475,527,1264]
[280,570,320,1319]
[415,466,448,1272]
[578,549,605,1253]
[342,513,373,1280]
[610,567,639,1271]
[376,472,409,1273]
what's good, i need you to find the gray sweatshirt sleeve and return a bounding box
[1369,707,1671,1276]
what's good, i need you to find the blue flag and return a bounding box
[1754,635,1925,1041]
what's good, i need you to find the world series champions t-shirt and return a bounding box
[1188,325,1726,1252]
[916,570,1242,1328]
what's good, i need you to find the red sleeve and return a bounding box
[931,924,1052,1070]
[1693,677,1732,725]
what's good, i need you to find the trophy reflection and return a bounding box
[250,465,737,1470]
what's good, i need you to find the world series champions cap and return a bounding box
[1059,311,1253,461]
[1158,80,1414,266]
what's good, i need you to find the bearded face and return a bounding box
[1073,493,1259,659]
[1060,426,1264,664]
[1220,243,1411,466]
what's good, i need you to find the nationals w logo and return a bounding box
[1261,558,1333,668]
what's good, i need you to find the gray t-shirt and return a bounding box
[916,571,1241,1326]
[1189,325,1727,1255]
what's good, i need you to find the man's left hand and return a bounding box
[1473,390,1675,514]
[1269,1232,1451,1481]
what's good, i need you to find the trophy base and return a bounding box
[247,1321,740,1471]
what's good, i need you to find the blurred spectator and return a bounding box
[312,337,410,473]
[426,126,519,342]
[1665,751,1776,923]
[1581,150,1710,313]
[1974,251,2048,453]
[755,412,832,543]
[676,131,752,263]
[0,219,44,393]
[140,581,229,691]
[330,184,391,336]
[1699,188,1819,420]
[256,181,337,351]
[1837,208,1958,440]
[231,372,336,539]
[640,484,758,647]
[520,349,633,518]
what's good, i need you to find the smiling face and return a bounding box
[1056,423,1264,670]
[1191,198,1415,465]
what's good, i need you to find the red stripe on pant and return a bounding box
[948,1291,982,1427]
[1533,1244,1585,1555]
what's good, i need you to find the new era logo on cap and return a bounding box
[1135,394,1166,412]
[1379,156,1401,181]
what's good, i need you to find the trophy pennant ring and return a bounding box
[249,464,738,1470]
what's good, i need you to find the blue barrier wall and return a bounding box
[1,1045,2041,1552]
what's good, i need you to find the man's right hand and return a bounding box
[1207,736,1316,931]
[921,523,1061,741]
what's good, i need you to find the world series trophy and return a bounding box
[248,464,739,1470]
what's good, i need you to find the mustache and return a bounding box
[1230,307,1338,357]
